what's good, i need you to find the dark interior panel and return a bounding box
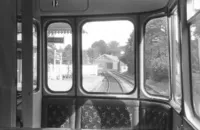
[38,0,169,16]
[183,118,196,130]
[139,101,172,130]
[42,97,175,129]
[42,97,75,128]
[39,0,88,12]
[172,109,183,130]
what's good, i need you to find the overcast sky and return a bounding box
[49,20,134,50]
[82,20,134,50]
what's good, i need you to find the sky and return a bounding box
[82,20,134,50]
[49,20,134,50]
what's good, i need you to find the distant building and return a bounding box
[94,54,127,72]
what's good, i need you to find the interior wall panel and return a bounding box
[19,0,170,16]
[0,0,17,127]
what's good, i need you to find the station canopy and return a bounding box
[47,22,86,35]
[47,23,71,35]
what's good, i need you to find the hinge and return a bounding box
[177,124,184,130]
[52,0,59,7]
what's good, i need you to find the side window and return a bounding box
[33,25,38,91]
[189,16,200,117]
[17,23,22,91]
[17,22,38,91]
[47,22,72,92]
[187,0,200,20]
[81,20,135,94]
[170,10,182,105]
[144,16,170,97]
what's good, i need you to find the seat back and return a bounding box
[139,101,172,130]
[77,98,139,129]
[42,98,75,128]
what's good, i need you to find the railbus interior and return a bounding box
[0,0,200,129]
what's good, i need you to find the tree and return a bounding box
[120,31,135,75]
[91,40,108,55]
[61,44,72,77]
[107,41,121,56]
[62,44,72,65]
[190,22,200,73]
[47,43,56,64]
[144,17,169,82]
[87,48,95,63]
[193,22,200,37]
[82,50,90,64]
[108,41,119,48]
[87,40,108,63]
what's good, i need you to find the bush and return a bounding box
[149,57,169,82]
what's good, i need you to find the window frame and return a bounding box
[141,13,172,101]
[77,16,138,98]
[16,19,40,93]
[44,20,75,95]
[188,12,200,120]
[169,7,183,110]
[180,1,200,129]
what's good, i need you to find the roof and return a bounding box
[95,54,127,66]
[104,54,119,62]
[95,54,119,62]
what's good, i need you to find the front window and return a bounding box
[81,20,135,94]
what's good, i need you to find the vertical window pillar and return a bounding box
[22,0,33,127]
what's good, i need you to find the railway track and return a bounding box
[93,71,124,93]
[110,71,163,95]
[93,71,165,94]
[110,71,134,85]
[104,71,124,93]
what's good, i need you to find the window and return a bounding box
[17,23,38,91]
[47,22,72,92]
[17,22,22,91]
[33,25,38,91]
[82,20,135,93]
[189,15,200,117]
[144,16,170,97]
[187,0,200,20]
[170,10,182,105]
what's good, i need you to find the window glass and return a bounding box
[82,20,134,93]
[33,25,37,90]
[17,23,22,91]
[171,10,182,104]
[187,0,200,20]
[47,22,72,92]
[189,17,200,117]
[17,23,38,91]
[144,17,170,97]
